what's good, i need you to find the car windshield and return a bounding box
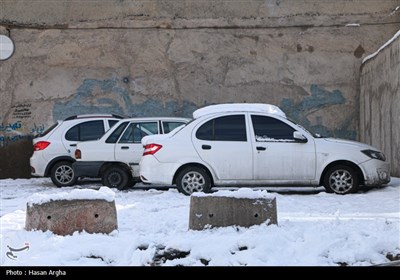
[286,118,323,138]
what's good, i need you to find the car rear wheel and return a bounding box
[176,166,211,196]
[323,165,359,194]
[51,161,77,187]
[102,166,131,190]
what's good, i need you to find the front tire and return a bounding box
[50,161,77,187]
[323,165,359,194]
[176,166,212,196]
[102,166,131,190]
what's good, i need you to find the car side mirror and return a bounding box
[293,131,308,143]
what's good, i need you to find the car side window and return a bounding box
[251,115,295,141]
[108,120,119,128]
[196,119,213,140]
[79,121,105,141]
[196,115,247,142]
[65,120,105,141]
[65,125,79,141]
[106,122,129,143]
[162,121,186,134]
[119,122,158,144]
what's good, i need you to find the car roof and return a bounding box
[63,114,124,121]
[192,103,286,119]
[119,117,191,122]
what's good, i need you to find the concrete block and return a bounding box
[26,199,117,236]
[189,196,277,230]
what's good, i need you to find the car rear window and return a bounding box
[35,122,58,138]
[162,121,186,134]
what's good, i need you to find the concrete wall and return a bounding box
[360,34,400,177]
[0,1,399,178]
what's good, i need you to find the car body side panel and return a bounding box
[139,110,391,190]
[191,114,253,181]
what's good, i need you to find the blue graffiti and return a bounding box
[54,79,355,139]
[0,135,31,147]
[280,84,356,140]
[0,121,22,133]
[31,123,45,135]
[53,78,198,120]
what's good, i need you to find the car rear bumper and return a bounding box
[139,156,177,185]
[30,152,47,177]
[73,161,104,178]
[360,159,391,186]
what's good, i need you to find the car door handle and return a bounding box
[256,146,266,151]
[70,144,77,147]
[202,145,211,150]
[121,146,129,150]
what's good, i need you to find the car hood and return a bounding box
[321,138,376,150]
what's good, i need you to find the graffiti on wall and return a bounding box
[2,79,357,148]
[11,103,32,119]
[52,78,198,120]
[0,103,38,146]
[0,121,45,147]
[280,84,357,140]
[0,121,22,133]
[53,78,356,139]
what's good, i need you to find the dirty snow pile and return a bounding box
[1,178,399,266]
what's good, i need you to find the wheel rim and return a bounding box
[108,172,122,187]
[55,165,74,184]
[182,171,205,194]
[329,169,353,194]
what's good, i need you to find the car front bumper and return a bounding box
[359,159,391,186]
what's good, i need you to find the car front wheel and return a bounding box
[50,161,77,187]
[176,166,212,196]
[323,165,359,194]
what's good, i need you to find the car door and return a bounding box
[114,121,159,167]
[250,115,316,181]
[63,120,106,155]
[192,114,253,181]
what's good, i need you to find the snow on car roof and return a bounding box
[192,103,286,119]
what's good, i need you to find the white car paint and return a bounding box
[30,114,121,186]
[74,117,189,180]
[140,104,390,195]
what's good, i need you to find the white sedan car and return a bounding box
[140,104,390,195]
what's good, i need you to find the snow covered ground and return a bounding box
[1,178,399,266]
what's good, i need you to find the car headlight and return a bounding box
[361,149,386,161]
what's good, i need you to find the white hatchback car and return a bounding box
[140,104,390,195]
[73,117,189,189]
[30,114,122,187]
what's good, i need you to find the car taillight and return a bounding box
[33,141,50,151]
[75,149,81,159]
[143,144,162,156]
